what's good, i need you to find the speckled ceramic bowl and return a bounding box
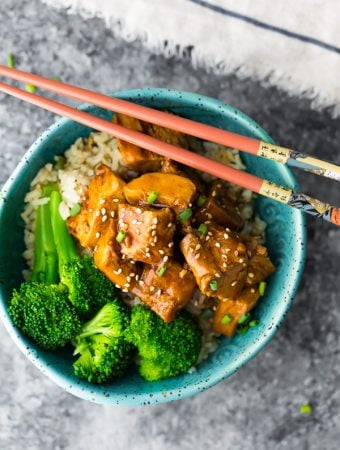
[0,88,306,406]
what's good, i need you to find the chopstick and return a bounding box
[0,73,339,226]
[1,65,339,183]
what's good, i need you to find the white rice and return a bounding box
[21,131,266,365]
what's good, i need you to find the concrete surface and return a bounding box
[0,1,339,449]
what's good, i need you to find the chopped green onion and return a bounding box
[259,281,267,296]
[25,84,36,93]
[249,319,260,328]
[7,53,14,68]
[300,404,312,414]
[147,191,159,204]
[179,208,192,222]
[237,325,249,335]
[156,265,167,277]
[210,280,218,291]
[116,230,126,243]
[201,309,214,319]
[56,157,65,170]
[238,312,251,324]
[196,194,207,207]
[221,314,232,325]
[70,203,82,217]
[197,223,208,235]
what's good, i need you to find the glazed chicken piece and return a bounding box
[118,204,176,264]
[213,286,261,337]
[180,224,248,300]
[67,165,125,250]
[132,261,197,322]
[94,219,142,291]
[142,122,189,149]
[193,180,244,231]
[246,245,275,285]
[113,113,163,172]
[123,172,197,215]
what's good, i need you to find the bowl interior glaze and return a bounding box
[0,89,306,406]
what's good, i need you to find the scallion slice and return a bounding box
[7,53,14,68]
[259,281,267,296]
[196,194,207,207]
[221,314,232,325]
[238,312,251,324]
[25,83,36,93]
[70,203,81,217]
[147,191,159,204]
[116,230,126,243]
[197,223,208,235]
[210,280,218,291]
[179,208,192,222]
[156,265,167,277]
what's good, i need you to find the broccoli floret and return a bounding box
[73,302,133,384]
[50,191,116,317]
[8,186,81,350]
[9,283,81,350]
[124,304,202,381]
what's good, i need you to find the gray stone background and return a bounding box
[0,1,339,449]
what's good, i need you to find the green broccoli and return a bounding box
[8,185,81,350]
[124,304,202,381]
[49,190,116,317]
[73,302,133,384]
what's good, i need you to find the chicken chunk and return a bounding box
[213,286,261,337]
[93,219,141,290]
[123,172,197,214]
[180,225,248,300]
[132,262,196,322]
[142,122,189,149]
[113,113,163,172]
[118,204,176,264]
[67,165,125,249]
[194,197,244,231]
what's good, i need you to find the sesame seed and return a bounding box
[157,289,162,296]
[167,222,173,227]
[251,288,255,293]
[130,272,136,277]
[124,283,130,288]
[195,244,201,251]
[126,276,131,282]
[249,272,254,278]
[122,288,128,293]
[139,280,145,286]
[150,242,156,246]
[153,218,158,224]
[95,231,101,239]
[205,236,210,241]
[207,213,213,219]
[215,242,221,248]
[113,198,119,203]
[117,268,122,274]
[163,255,169,262]
[136,207,142,213]
[115,284,121,289]
[179,269,187,278]
[146,252,151,258]
[225,248,231,253]
[239,258,244,263]
[204,220,211,224]
[222,254,227,260]
[222,262,227,268]
[95,211,100,217]
[195,253,200,259]
[211,190,217,197]
[135,274,139,281]
[136,230,141,235]
[226,228,231,232]
[110,211,115,218]
[208,231,212,236]
[150,286,155,292]
[102,215,108,222]
[137,221,142,225]
[94,245,98,252]
[231,281,237,286]
[89,208,93,213]
[130,260,136,264]
[234,250,239,256]
[151,230,157,236]
[99,199,105,205]
[121,254,126,260]
[159,249,165,255]
[154,237,158,243]
[189,203,193,207]
[243,263,247,267]
[168,242,174,248]
[224,233,229,239]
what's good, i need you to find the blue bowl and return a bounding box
[0,88,306,406]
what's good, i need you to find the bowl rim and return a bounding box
[0,88,306,405]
